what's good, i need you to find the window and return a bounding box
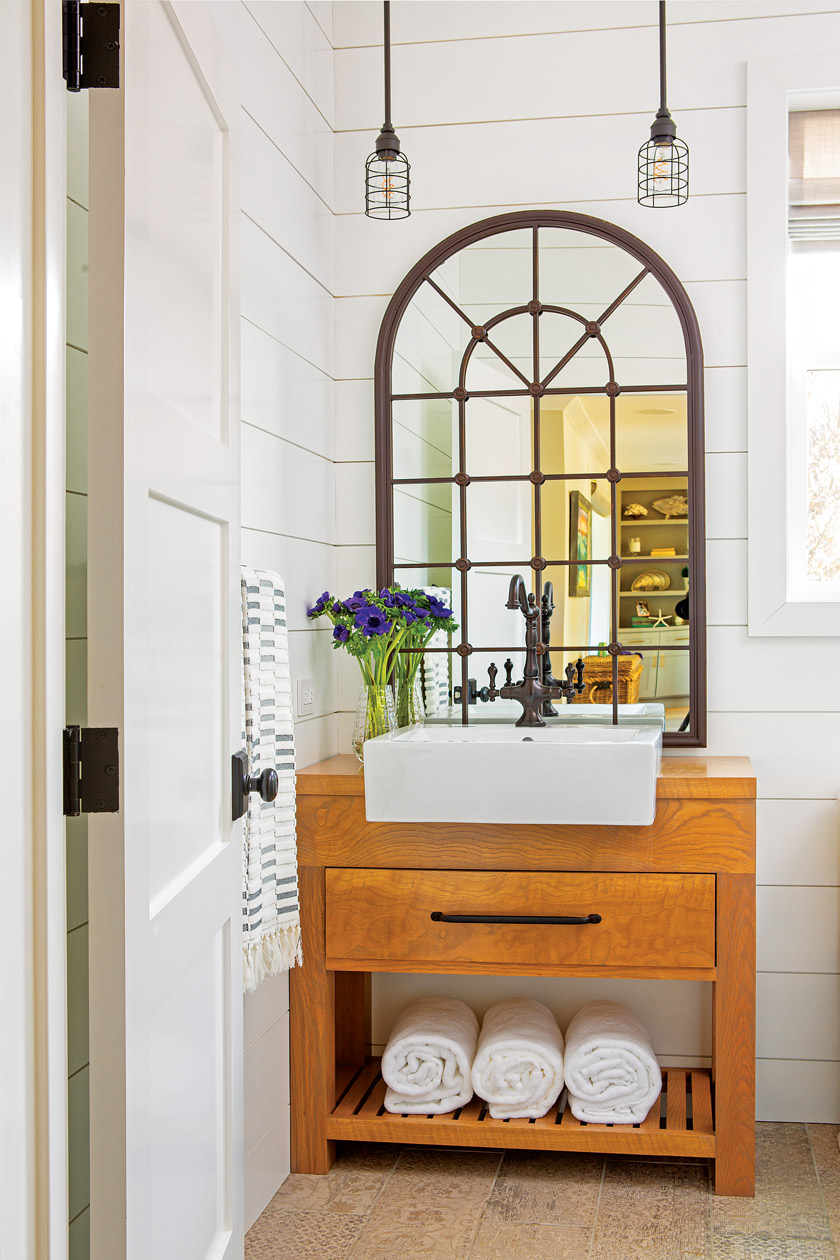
[788,110,840,594]
[747,56,840,634]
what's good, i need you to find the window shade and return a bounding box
[789,109,840,252]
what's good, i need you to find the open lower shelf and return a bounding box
[328,1058,715,1157]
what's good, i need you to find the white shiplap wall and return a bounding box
[209,0,336,1226]
[331,0,840,1123]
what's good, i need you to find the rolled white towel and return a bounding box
[564,999,662,1124]
[382,997,479,1115]
[471,998,565,1119]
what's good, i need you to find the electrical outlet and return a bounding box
[297,676,316,717]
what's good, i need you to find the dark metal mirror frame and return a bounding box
[374,210,706,747]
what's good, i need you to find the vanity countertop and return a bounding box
[297,753,756,801]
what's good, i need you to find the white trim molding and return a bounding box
[747,53,840,635]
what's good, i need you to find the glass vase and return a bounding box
[396,672,425,729]
[351,684,397,763]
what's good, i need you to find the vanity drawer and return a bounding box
[325,869,716,973]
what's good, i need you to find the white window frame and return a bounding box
[747,54,840,635]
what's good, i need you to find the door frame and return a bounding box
[1,1,69,1256]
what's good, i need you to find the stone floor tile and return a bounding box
[261,1168,387,1216]
[482,1151,603,1227]
[259,1143,398,1216]
[808,1125,840,1246]
[469,1220,593,1259]
[593,1159,712,1259]
[383,1148,504,1205]
[712,1238,837,1259]
[347,1200,484,1259]
[244,1208,363,1260]
[714,1125,830,1242]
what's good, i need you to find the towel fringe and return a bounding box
[243,924,303,994]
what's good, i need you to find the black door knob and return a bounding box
[246,767,279,803]
[231,750,279,821]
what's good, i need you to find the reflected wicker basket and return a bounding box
[580,654,643,705]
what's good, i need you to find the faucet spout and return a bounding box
[506,573,532,616]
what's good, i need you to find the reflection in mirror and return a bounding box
[431,228,534,331]
[464,393,531,477]
[392,398,455,480]
[393,481,456,566]
[392,281,470,396]
[597,272,687,387]
[614,394,687,473]
[378,214,704,744]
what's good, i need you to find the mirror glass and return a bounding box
[384,219,701,740]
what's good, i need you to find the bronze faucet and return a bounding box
[482,574,585,727]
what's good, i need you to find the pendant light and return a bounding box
[365,1,410,219]
[638,1,688,207]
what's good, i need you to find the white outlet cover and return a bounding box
[297,676,316,717]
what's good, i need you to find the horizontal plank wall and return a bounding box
[209,0,336,1226]
[331,0,840,1122]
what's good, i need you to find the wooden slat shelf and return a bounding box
[327,1059,715,1158]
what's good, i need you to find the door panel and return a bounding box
[87,4,242,1257]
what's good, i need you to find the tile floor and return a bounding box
[245,1125,840,1259]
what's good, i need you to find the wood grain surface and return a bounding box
[325,869,716,972]
[298,795,756,874]
[712,872,756,1196]
[326,1060,715,1158]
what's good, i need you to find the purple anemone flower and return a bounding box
[343,594,365,613]
[333,624,350,643]
[355,606,393,637]
[308,590,331,616]
[427,595,452,619]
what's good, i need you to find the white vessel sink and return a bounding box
[363,722,663,827]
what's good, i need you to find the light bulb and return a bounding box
[371,161,397,207]
[651,139,675,189]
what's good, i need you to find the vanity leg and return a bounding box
[335,971,371,1072]
[713,872,756,1196]
[290,864,336,1174]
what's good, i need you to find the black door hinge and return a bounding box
[62,1,120,92]
[63,726,120,816]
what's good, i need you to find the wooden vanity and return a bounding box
[290,755,756,1196]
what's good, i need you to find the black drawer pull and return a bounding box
[430,911,602,926]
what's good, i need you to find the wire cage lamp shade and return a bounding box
[366,140,410,219]
[638,130,689,207]
[638,2,688,207]
[365,2,410,219]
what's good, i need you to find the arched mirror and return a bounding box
[374,211,706,746]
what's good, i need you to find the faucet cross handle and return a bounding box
[561,655,589,695]
[478,661,500,704]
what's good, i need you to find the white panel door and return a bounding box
[87,4,243,1258]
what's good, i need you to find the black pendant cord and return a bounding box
[364,0,410,216]
[383,1,392,132]
[659,1,668,114]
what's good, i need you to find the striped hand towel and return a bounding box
[420,586,453,716]
[241,568,303,991]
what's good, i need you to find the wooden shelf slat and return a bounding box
[666,1069,687,1131]
[327,1060,715,1158]
[358,1076,387,1118]
[691,1069,714,1135]
[332,1058,380,1117]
